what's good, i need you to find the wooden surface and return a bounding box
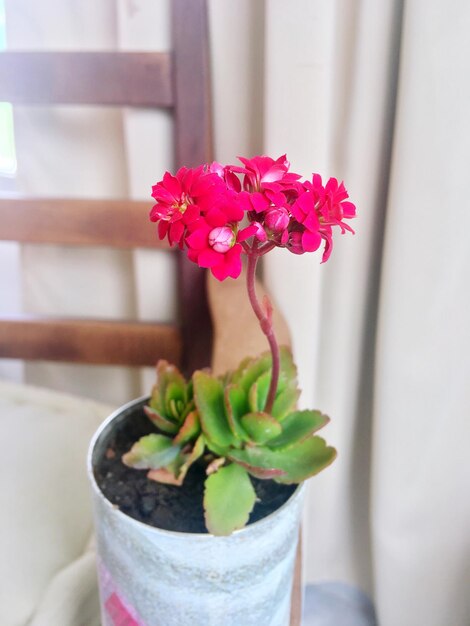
[0,0,214,371]
[0,316,182,366]
[172,0,213,169]
[0,52,173,107]
[0,197,170,249]
[172,0,214,373]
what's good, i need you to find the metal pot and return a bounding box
[88,396,304,626]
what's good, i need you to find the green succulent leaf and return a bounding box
[241,411,283,444]
[232,352,272,393]
[146,451,186,485]
[143,405,179,435]
[224,384,250,443]
[232,355,252,375]
[178,433,206,479]
[228,436,336,483]
[122,434,180,470]
[173,410,200,446]
[249,370,271,413]
[149,388,163,414]
[203,463,256,536]
[165,382,186,420]
[278,346,298,385]
[156,360,186,397]
[148,360,192,427]
[271,386,301,421]
[148,434,205,486]
[232,347,297,410]
[193,371,236,449]
[267,410,330,448]
[227,458,287,480]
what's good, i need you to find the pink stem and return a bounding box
[246,251,280,414]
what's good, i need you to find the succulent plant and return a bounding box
[143,360,199,437]
[123,347,336,535]
[122,154,356,536]
[122,360,202,487]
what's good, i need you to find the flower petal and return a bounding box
[157,220,168,240]
[341,201,356,219]
[206,207,229,227]
[250,192,270,213]
[198,248,223,268]
[169,220,185,246]
[182,204,200,224]
[186,227,209,250]
[238,223,258,243]
[302,230,322,252]
[163,172,182,200]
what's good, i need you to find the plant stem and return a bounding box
[246,252,280,414]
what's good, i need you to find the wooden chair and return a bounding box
[0,1,302,622]
[0,0,212,376]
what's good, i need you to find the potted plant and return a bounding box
[88,154,356,626]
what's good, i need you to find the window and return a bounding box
[0,0,17,178]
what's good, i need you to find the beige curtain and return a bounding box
[3,1,470,624]
[263,0,403,595]
[264,1,470,625]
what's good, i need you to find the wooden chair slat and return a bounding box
[0,52,173,107]
[0,316,182,366]
[172,0,214,374]
[0,197,170,249]
[172,0,212,168]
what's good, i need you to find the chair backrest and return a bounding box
[0,0,213,375]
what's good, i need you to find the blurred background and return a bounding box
[0,1,469,625]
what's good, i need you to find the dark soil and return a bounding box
[94,402,296,533]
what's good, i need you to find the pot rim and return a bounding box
[88,394,305,540]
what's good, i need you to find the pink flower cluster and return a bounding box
[150,155,356,281]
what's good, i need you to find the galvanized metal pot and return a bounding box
[88,397,305,626]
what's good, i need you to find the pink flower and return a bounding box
[290,175,356,261]
[240,154,289,188]
[209,162,241,192]
[185,196,257,281]
[149,157,356,267]
[290,192,323,254]
[238,190,271,214]
[150,166,223,247]
[287,230,305,255]
[232,154,300,191]
[303,175,356,233]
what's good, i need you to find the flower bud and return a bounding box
[287,230,305,255]
[252,221,268,242]
[264,206,290,233]
[208,226,236,253]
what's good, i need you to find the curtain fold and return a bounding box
[264,0,403,595]
[263,1,470,624]
[371,1,470,624]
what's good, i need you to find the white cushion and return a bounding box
[29,544,101,626]
[0,381,113,626]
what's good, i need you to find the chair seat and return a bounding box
[0,381,113,626]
